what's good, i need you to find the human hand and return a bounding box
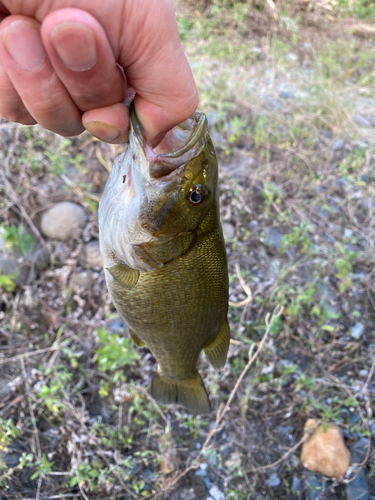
[0,1,198,145]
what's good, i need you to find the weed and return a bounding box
[0,223,34,256]
[0,274,16,292]
[95,328,140,373]
[0,419,20,454]
[31,454,54,480]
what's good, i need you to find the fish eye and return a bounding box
[188,185,205,207]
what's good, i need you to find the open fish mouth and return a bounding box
[130,103,207,178]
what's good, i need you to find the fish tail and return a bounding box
[151,370,211,414]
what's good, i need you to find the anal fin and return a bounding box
[129,328,145,348]
[204,321,230,370]
[107,263,140,288]
[151,370,211,414]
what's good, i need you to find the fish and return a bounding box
[98,103,229,414]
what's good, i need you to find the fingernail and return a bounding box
[50,22,96,72]
[3,21,47,71]
[85,121,128,144]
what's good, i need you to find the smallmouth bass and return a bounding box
[99,104,229,414]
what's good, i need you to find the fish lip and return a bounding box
[129,102,207,179]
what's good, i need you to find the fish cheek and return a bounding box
[139,189,181,236]
[139,231,195,266]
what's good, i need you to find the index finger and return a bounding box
[0,0,198,143]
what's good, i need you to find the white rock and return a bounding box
[209,485,225,500]
[350,322,365,340]
[79,240,102,268]
[223,222,235,240]
[41,202,87,240]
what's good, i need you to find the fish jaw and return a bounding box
[99,106,218,272]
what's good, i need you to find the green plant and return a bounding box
[0,419,21,454]
[31,454,54,480]
[95,328,140,373]
[0,223,34,256]
[0,274,16,292]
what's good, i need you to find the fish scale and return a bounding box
[99,104,230,413]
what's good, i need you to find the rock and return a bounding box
[352,115,372,128]
[177,488,195,500]
[53,242,69,263]
[223,222,235,240]
[263,227,282,249]
[0,379,11,398]
[0,255,30,285]
[276,424,294,442]
[209,485,225,500]
[304,472,324,500]
[79,240,102,268]
[35,180,66,206]
[41,202,87,240]
[370,422,375,439]
[346,469,370,500]
[220,445,230,458]
[350,438,370,464]
[266,472,280,487]
[350,323,365,340]
[73,271,91,288]
[350,414,360,425]
[291,475,301,494]
[333,139,345,151]
[106,316,128,334]
[301,419,350,478]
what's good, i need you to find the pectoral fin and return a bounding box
[129,328,145,348]
[204,321,230,370]
[106,263,140,288]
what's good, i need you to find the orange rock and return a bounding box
[300,419,350,478]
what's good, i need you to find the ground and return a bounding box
[0,1,375,499]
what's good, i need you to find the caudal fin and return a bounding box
[150,370,211,414]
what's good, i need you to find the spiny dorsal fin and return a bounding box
[106,263,140,288]
[204,321,230,370]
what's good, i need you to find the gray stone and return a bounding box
[350,438,370,464]
[352,115,372,128]
[304,472,325,500]
[350,414,360,425]
[220,445,230,458]
[177,488,196,500]
[350,323,365,340]
[223,222,235,240]
[266,472,280,487]
[209,485,225,500]
[0,256,30,285]
[263,227,282,249]
[333,139,345,151]
[345,469,370,500]
[344,228,354,238]
[41,202,87,240]
[79,240,102,268]
[194,469,207,478]
[0,379,11,398]
[370,422,375,438]
[291,475,301,494]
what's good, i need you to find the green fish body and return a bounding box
[99,105,229,413]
